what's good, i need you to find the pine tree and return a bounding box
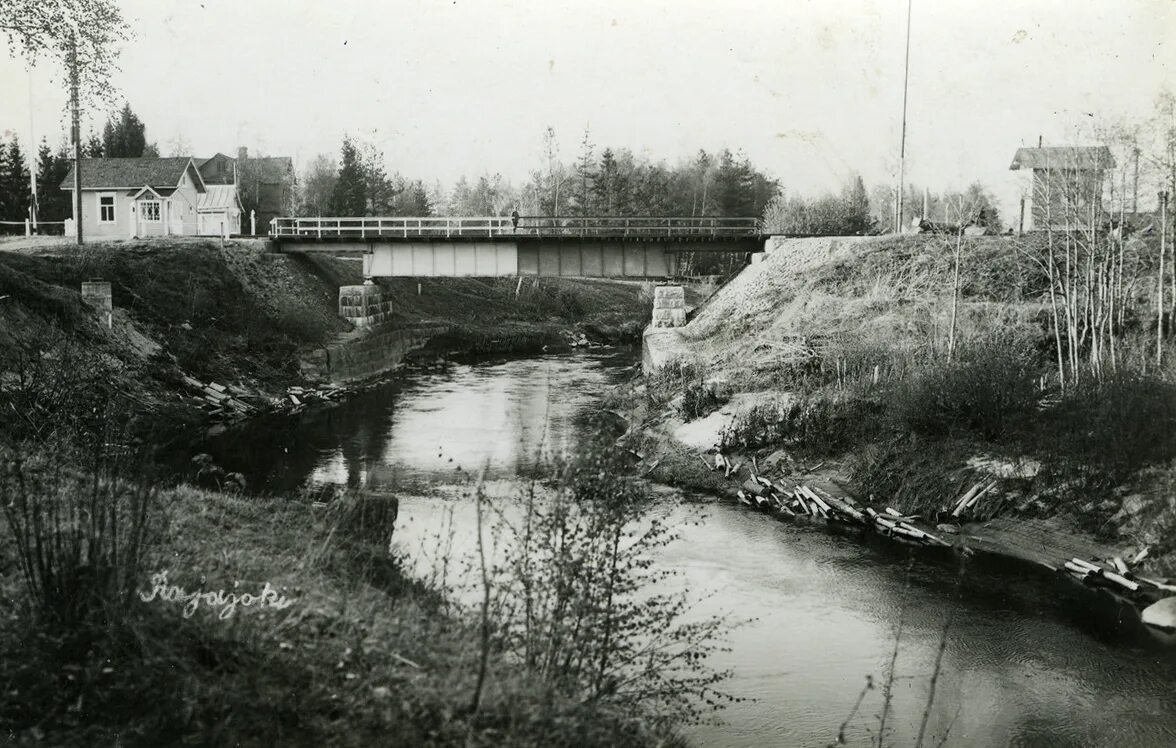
[691,150,713,216]
[358,144,396,214]
[0,138,9,222]
[840,174,873,234]
[84,131,104,158]
[399,180,432,216]
[102,103,148,157]
[37,141,72,223]
[712,149,756,217]
[330,137,367,216]
[1,138,31,222]
[593,148,626,215]
[572,128,596,216]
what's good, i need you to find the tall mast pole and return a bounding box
[896,0,913,233]
[70,32,83,245]
[28,69,37,230]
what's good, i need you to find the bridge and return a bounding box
[270,215,765,279]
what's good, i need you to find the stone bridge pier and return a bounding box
[651,285,686,328]
[338,283,393,329]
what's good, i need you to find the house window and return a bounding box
[98,193,115,223]
[141,201,161,222]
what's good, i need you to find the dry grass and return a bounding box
[0,484,682,746]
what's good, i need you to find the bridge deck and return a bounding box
[271,215,762,242]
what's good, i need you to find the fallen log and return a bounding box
[952,482,985,515]
[1067,557,1140,593]
[952,480,997,518]
[741,478,767,496]
[798,486,832,514]
[810,489,865,524]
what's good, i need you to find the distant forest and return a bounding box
[298,128,780,223]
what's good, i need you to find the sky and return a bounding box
[2,0,1174,221]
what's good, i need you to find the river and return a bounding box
[194,351,1176,747]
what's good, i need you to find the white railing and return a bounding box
[270,215,762,240]
[270,216,514,239]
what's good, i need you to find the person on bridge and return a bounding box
[511,209,520,231]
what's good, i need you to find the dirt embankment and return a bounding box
[0,239,652,439]
[626,234,1176,611]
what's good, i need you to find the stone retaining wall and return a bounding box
[302,322,449,383]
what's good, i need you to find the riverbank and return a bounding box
[623,235,1176,625]
[0,238,650,439]
[0,482,684,746]
[0,242,677,746]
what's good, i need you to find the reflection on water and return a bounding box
[194,351,634,493]
[192,351,1176,747]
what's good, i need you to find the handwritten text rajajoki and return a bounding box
[139,571,294,619]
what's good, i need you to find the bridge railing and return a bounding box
[270,216,761,240]
[270,216,515,239]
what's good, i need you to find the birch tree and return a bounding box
[1,0,129,102]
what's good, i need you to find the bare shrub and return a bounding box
[721,393,884,455]
[485,424,734,728]
[681,378,729,421]
[1036,373,1176,486]
[888,340,1041,442]
[1,448,159,627]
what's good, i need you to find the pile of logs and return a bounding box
[706,450,952,549]
[950,480,998,519]
[737,476,868,525]
[1063,549,1176,600]
[181,375,258,419]
[285,384,352,409]
[180,375,361,420]
[701,450,1176,610]
[864,507,951,547]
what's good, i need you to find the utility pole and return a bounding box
[28,69,37,231]
[895,0,913,233]
[70,32,83,245]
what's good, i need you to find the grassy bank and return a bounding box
[633,234,1176,575]
[0,480,685,747]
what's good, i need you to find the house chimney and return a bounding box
[237,146,248,161]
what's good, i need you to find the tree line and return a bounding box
[294,127,780,222]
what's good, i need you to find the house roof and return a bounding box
[198,184,243,212]
[198,153,236,185]
[1010,146,1115,171]
[197,154,293,184]
[61,157,206,191]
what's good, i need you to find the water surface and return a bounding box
[196,352,1176,747]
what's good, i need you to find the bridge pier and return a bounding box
[651,285,686,328]
[339,283,393,329]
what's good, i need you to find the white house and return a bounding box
[60,157,206,239]
[197,184,244,237]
